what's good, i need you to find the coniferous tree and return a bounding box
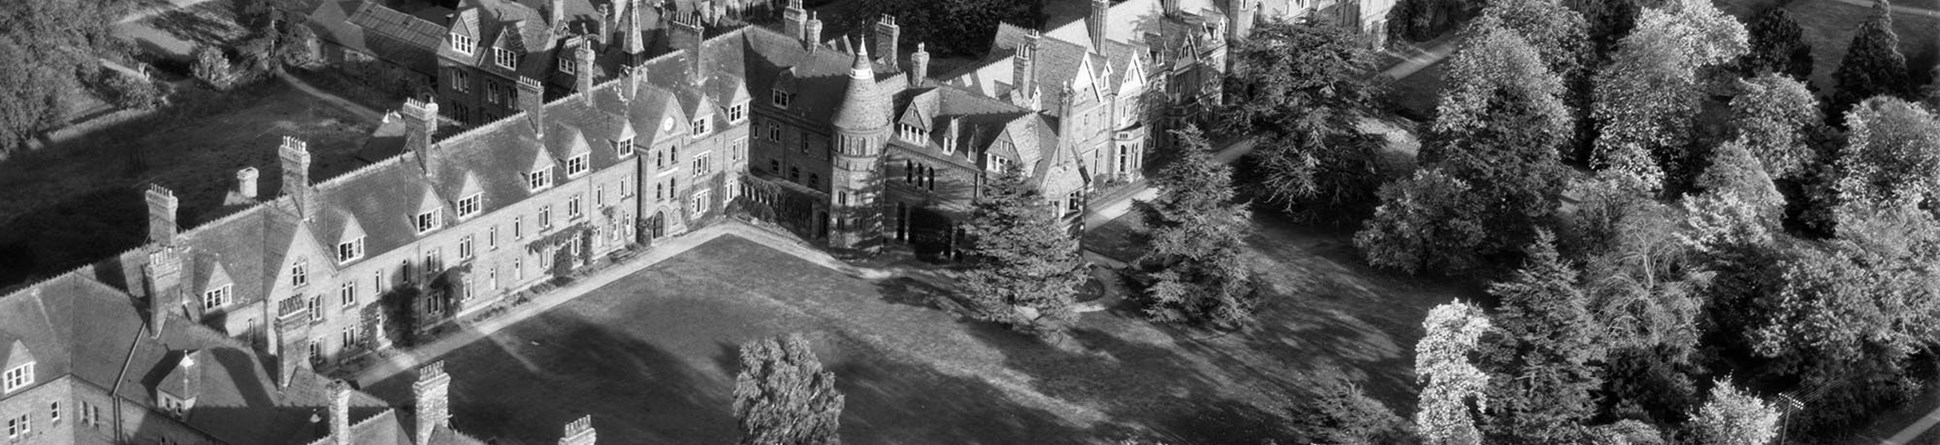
[1831,0,1912,119]
[1221,20,1384,220]
[1479,231,1603,444]
[1135,125,1256,328]
[733,334,844,445]
[1291,377,1414,445]
[1741,8,1813,80]
[962,172,1085,337]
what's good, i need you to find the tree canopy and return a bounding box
[1433,24,1572,140]
[1479,231,1604,444]
[1728,73,1821,180]
[1135,125,1257,328]
[1221,19,1386,220]
[1828,96,1940,222]
[1832,0,1912,119]
[734,334,844,445]
[962,172,1086,337]
[1415,301,1493,445]
[0,0,115,155]
[1741,8,1813,80]
[1689,381,1782,445]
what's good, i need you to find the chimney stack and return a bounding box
[803,12,823,49]
[273,301,312,387]
[146,184,178,245]
[1226,0,1254,42]
[910,43,929,87]
[330,380,353,445]
[782,0,806,40]
[1162,0,1179,16]
[279,136,314,220]
[671,11,703,79]
[143,246,183,338]
[1012,29,1039,108]
[558,415,597,445]
[548,0,565,30]
[403,98,439,155]
[414,361,453,445]
[595,4,610,43]
[518,77,545,117]
[1089,0,1110,49]
[874,15,899,65]
[235,167,258,201]
[576,41,597,96]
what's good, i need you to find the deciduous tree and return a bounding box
[1590,0,1747,192]
[1832,0,1912,119]
[963,172,1085,337]
[1135,125,1256,328]
[1471,0,1590,80]
[1689,381,1781,445]
[1432,25,1571,141]
[1291,377,1414,445]
[1584,420,1667,445]
[1728,74,1821,180]
[1827,96,1940,223]
[1415,301,1492,445]
[1354,170,1485,274]
[0,0,115,155]
[734,334,843,445]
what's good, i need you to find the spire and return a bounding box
[832,37,887,131]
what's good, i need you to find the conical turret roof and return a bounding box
[833,38,890,131]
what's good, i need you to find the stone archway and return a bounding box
[650,211,667,239]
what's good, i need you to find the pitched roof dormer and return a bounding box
[0,338,34,394]
[157,350,203,415]
[490,22,526,69]
[334,210,368,259]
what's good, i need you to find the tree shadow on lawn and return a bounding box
[966,322,1298,444]
[821,337,1100,445]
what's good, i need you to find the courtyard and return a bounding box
[365,207,1466,444]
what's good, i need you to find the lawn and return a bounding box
[371,209,1467,444]
[1759,0,1940,92]
[0,80,374,289]
[1385,59,1446,121]
[114,0,247,59]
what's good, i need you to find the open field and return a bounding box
[369,215,1469,444]
[0,80,373,289]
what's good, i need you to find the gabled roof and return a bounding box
[311,160,442,262]
[308,1,442,75]
[743,26,898,127]
[1045,0,1229,49]
[350,1,450,51]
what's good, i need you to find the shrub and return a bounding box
[100,69,169,109]
[191,46,235,90]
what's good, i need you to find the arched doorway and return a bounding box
[650,211,667,239]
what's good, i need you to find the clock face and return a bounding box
[662,118,676,132]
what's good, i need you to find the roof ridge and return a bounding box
[313,150,413,191]
[176,202,266,241]
[0,261,103,303]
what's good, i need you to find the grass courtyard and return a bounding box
[367,209,1467,444]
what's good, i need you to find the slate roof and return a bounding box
[307,1,443,75]
[742,26,898,127]
[1046,0,1229,48]
[311,159,444,265]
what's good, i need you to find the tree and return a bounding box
[1221,20,1385,219]
[1728,73,1821,180]
[962,172,1086,337]
[1589,0,1748,192]
[1354,169,1486,274]
[1689,381,1781,445]
[280,22,321,68]
[1471,0,1590,81]
[1832,0,1912,119]
[192,45,236,91]
[1565,0,1666,54]
[1584,420,1667,445]
[1415,301,1492,445]
[734,334,844,445]
[1679,138,1785,253]
[1478,231,1603,444]
[1432,24,1572,142]
[1388,0,1485,42]
[0,0,115,155]
[1827,96,1940,223]
[1135,125,1257,328]
[1290,377,1413,445]
[1740,8,1813,80]
[1651,0,1750,70]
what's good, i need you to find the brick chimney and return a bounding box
[146,184,178,245]
[1012,29,1039,108]
[280,136,314,220]
[803,11,822,49]
[910,43,929,86]
[235,167,258,201]
[518,77,545,117]
[670,11,702,80]
[404,98,439,155]
[1089,0,1109,49]
[143,246,183,338]
[595,3,610,44]
[558,415,596,445]
[548,0,565,30]
[273,302,312,387]
[413,361,452,445]
[874,15,898,65]
[329,380,353,445]
[576,41,597,96]
[782,0,806,40]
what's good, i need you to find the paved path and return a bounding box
[1826,0,1940,19]
[276,70,385,124]
[118,0,223,24]
[1082,136,1261,229]
[1381,37,1460,80]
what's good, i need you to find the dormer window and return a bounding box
[202,284,231,310]
[771,90,793,108]
[727,103,747,123]
[337,237,365,263]
[527,169,552,190]
[494,47,518,69]
[559,56,576,74]
[691,117,711,136]
[615,138,635,158]
[451,34,475,55]
[457,194,481,218]
[415,210,442,233]
[943,135,957,154]
[897,124,926,143]
[566,154,589,176]
[3,363,32,393]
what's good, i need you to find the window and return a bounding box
[771,89,793,107]
[943,134,957,154]
[2,364,31,393]
[488,226,498,248]
[415,210,442,233]
[566,154,589,176]
[339,281,356,307]
[459,235,474,259]
[513,216,523,238]
[692,190,711,214]
[769,160,780,174]
[308,296,322,321]
[528,169,552,190]
[568,194,583,218]
[338,238,365,262]
[451,33,475,54]
[691,154,711,177]
[457,194,481,218]
[494,47,518,69]
[307,339,321,363]
[897,123,926,142]
[691,117,710,136]
[727,103,747,123]
[7,414,27,438]
[655,182,665,201]
[514,258,524,281]
[1067,191,1085,217]
[595,185,604,206]
[49,402,58,424]
[290,260,307,287]
[80,401,100,428]
[451,69,470,92]
[202,284,231,310]
[767,123,782,141]
[341,324,360,347]
[808,173,819,190]
[789,166,800,182]
[620,176,634,197]
[655,148,666,169]
[731,138,747,161]
[539,205,552,228]
[725,181,737,200]
[559,56,576,74]
[905,160,915,183]
[1116,143,1135,174]
[615,138,635,157]
[486,80,505,104]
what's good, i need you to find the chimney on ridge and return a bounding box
[235,167,258,201]
[279,136,314,220]
[146,184,178,245]
[874,15,899,66]
[414,361,452,445]
[142,244,183,338]
[1089,0,1110,49]
[330,380,353,445]
[783,0,806,40]
[803,11,823,49]
[909,43,929,87]
[558,415,597,445]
